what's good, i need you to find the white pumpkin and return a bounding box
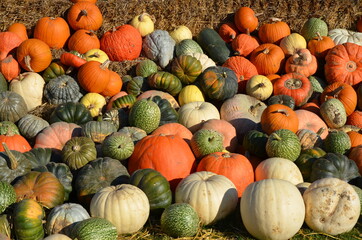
[169,25,193,44]
[279,33,307,55]
[189,52,216,71]
[175,171,238,226]
[9,72,45,111]
[43,234,72,240]
[303,177,360,235]
[178,101,220,133]
[240,179,305,240]
[328,28,362,46]
[90,184,150,234]
[255,157,304,185]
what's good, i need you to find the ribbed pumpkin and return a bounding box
[81,120,117,143]
[33,17,70,49]
[279,33,307,55]
[49,102,93,125]
[250,43,285,75]
[62,136,97,170]
[100,70,123,97]
[170,55,202,85]
[295,109,329,140]
[42,61,65,82]
[67,29,100,54]
[77,60,111,93]
[231,33,259,57]
[147,71,182,96]
[233,6,259,33]
[151,123,193,143]
[0,91,27,123]
[218,22,239,43]
[0,134,31,153]
[307,33,335,59]
[347,110,362,128]
[100,24,142,62]
[67,1,103,31]
[258,18,291,44]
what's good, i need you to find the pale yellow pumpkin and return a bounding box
[178,85,204,106]
[279,33,307,55]
[245,75,273,101]
[80,92,107,117]
[169,25,193,44]
[84,49,109,63]
[9,72,45,111]
[130,13,155,37]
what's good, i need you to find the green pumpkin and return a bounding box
[149,95,178,126]
[24,148,60,169]
[0,73,8,93]
[147,71,183,96]
[33,162,73,202]
[74,157,130,207]
[301,17,329,42]
[295,147,326,182]
[49,102,93,125]
[118,126,147,144]
[81,120,117,144]
[101,133,134,164]
[198,66,238,101]
[0,91,27,123]
[44,75,83,104]
[310,153,360,182]
[112,94,137,109]
[128,98,161,134]
[130,168,172,212]
[0,121,20,135]
[322,130,351,155]
[126,76,150,96]
[267,95,295,110]
[0,181,16,214]
[103,108,128,130]
[171,55,203,85]
[17,114,49,140]
[70,217,118,240]
[62,136,97,171]
[242,130,268,159]
[266,129,301,161]
[175,39,204,57]
[135,59,158,78]
[42,62,65,83]
[13,199,45,240]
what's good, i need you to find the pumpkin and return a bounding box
[84,48,109,63]
[240,179,305,240]
[13,199,45,240]
[0,31,22,60]
[303,177,360,235]
[328,28,362,46]
[44,74,83,104]
[175,171,238,225]
[301,17,329,42]
[171,55,202,85]
[75,157,130,207]
[69,217,118,240]
[0,134,31,153]
[231,33,259,57]
[197,152,254,197]
[0,181,16,214]
[112,94,136,110]
[0,91,27,123]
[16,38,52,72]
[279,33,307,55]
[218,22,239,42]
[80,92,107,117]
[13,171,65,209]
[347,130,362,148]
[250,43,285,75]
[148,71,182,96]
[255,157,303,185]
[266,129,301,161]
[258,18,291,44]
[142,30,175,68]
[137,90,180,109]
[67,1,103,31]
[242,129,268,159]
[60,51,87,69]
[295,147,326,182]
[130,13,155,37]
[9,72,45,111]
[284,48,318,77]
[151,122,192,143]
[33,17,70,49]
[320,98,347,129]
[190,129,224,159]
[100,24,142,62]
[349,145,362,174]
[135,59,158,78]
[189,52,216,71]
[322,130,351,155]
[101,132,134,163]
[233,6,259,33]
[320,82,357,116]
[149,95,178,126]
[267,94,295,109]
[169,25,193,44]
[49,102,93,125]
[118,126,147,144]
[174,39,203,57]
[296,128,325,150]
[77,60,111,93]
[128,134,196,190]
[0,121,19,136]
[23,147,55,169]
[0,55,20,81]
[46,203,90,235]
[178,85,205,106]
[246,74,273,101]
[324,42,362,87]
[197,66,238,101]
[260,103,299,135]
[7,22,28,42]
[67,29,100,54]
[126,75,149,96]
[81,120,117,143]
[90,184,150,234]
[347,110,362,128]
[307,33,335,59]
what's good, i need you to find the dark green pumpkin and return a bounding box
[112,94,137,110]
[13,199,45,240]
[0,73,8,93]
[33,162,73,202]
[149,95,178,126]
[17,114,49,141]
[42,62,65,83]
[126,76,150,96]
[62,136,97,171]
[130,168,172,212]
[136,59,159,78]
[49,102,93,125]
[310,153,360,182]
[267,94,296,110]
[171,55,203,85]
[24,147,61,169]
[44,75,83,105]
[198,66,238,101]
[81,120,117,144]
[74,157,130,207]
[101,133,134,164]
[294,147,326,182]
[0,91,27,123]
[242,130,268,159]
[147,71,183,96]
[196,27,231,64]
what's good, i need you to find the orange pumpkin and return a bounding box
[233,6,259,33]
[0,134,31,153]
[151,123,193,144]
[33,17,70,49]
[347,131,362,148]
[197,152,254,197]
[273,72,313,107]
[231,33,259,57]
[99,70,123,97]
[0,55,21,81]
[77,60,111,93]
[71,0,97,3]
[0,31,23,60]
[260,103,299,135]
[7,22,28,42]
[347,110,362,128]
[284,48,318,77]
[67,29,100,54]
[266,73,280,85]
[324,42,362,87]
[250,43,285,75]
[67,1,103,31]
[294,109,329,139]
[349,145,362,174]
[218,22,239,43]
[300,102,320,116]
[307,33,335,60]
[258,18,291,44]
[320,82,357,116]
[16,38,52,72]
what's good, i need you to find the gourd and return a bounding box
[80,93,107,117]
[69,217,118,240]
[170,55,202,85]
[189,52,216,71]
[147,71,182,96]
[301,17,329,42]
[169,25,193,43]
[101,132,134,164]
[320,98,347,129]
[43,75,83,104]
[266,129,301,161]
[0,181,16,214]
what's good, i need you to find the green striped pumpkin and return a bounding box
[147,72,183,96]
[171,55,203,85]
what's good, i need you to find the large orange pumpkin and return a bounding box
[128,134,196,190]
[67,1,103,31]
[324,42,362,87]
[67,29,100,54]
[196,152,254,197]
[258,18,291,44]
[233,7,259,33]
[250,43,285,75]
[77,60,111,93]
[33,17,70,49]
[151,123,193,143]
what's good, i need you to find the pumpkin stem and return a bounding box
[96,110,103,121]
[246,28,250,36]
[255,12,263,17]
[271,133,282,141]
[249,102,263,115]
[269,17,282,22]
[257,82,265,88]
[100,59,110,69]
[139,13,152,22]
[316,32,323,41]
[271,109,289,116]
[24,55,34,72]
[262,48,270,55]
[87,30,96,36]
[316,127,326,136]
[112,26,117,32]
[325,85,344,100]
[221,152,230,158]
[2,142,18,170]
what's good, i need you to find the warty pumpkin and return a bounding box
[0,31,22,61]
[250,43,285,75]
[33,17,70,49]
[67,1,103,31]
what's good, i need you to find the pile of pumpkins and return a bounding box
[0,0,362,239]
